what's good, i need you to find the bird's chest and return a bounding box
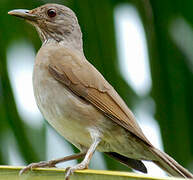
[32,63,103,149]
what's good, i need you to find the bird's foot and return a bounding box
[65,162,89,180]
[19,160,56,175]
[19,152,86,175]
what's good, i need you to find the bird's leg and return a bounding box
[19,152,86,175]
[65,137,101,180]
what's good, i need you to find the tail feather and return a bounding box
[150,147,193,178]
[104,152,147,173]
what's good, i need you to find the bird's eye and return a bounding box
[47,9,56,18]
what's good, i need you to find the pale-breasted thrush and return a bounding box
[8,4,193,179]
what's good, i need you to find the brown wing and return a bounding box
[48,47,151,146]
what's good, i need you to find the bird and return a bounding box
[8,3,193,179]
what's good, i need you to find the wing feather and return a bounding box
[48,47,151,145]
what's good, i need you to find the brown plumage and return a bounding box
[8,3,193,179]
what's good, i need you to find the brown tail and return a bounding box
[150,147,193,178]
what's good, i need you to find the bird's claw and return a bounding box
[19,161,56,175]
[65,163,88,180]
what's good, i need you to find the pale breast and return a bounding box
[33,60,106,150]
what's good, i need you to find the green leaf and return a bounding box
[0,166,185,180]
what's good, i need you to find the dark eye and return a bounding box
[47,9,56,18]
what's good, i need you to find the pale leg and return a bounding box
[65,137,101,180]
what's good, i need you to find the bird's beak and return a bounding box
[8,9,37,21]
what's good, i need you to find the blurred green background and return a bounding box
[0,0,193,176]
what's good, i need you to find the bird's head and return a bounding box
[8,4,83,49]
